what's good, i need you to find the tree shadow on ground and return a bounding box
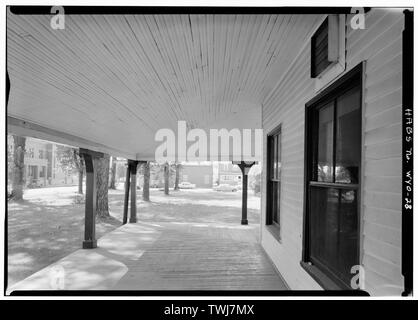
[7,195,122,287]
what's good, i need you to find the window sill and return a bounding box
[266,224,281,243]
[315,61,345,92]
[300,261,348,291]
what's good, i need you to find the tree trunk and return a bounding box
[12,135,26,201]
[109,156,117,189]
[78,168,83,194]
[174,163,180,190]
[143,162,150,201]
[164,163,169,195]
[95,154,110,218]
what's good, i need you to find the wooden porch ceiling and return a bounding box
[7,12,323,159]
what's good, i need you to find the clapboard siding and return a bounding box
[364,206,401,230]
[365,88,402,117]
[261,8,404,295]
[363,176,401,194]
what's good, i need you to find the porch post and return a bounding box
[234,161,256,225]
[241,173,248,225]
[129,160,139,223]
[79,148,103,249]
[123,161,131,225]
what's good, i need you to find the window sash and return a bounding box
[267,127,282,228]
[305,80,361,288]
[311,84,361,184]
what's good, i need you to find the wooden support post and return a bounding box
[241,173,248,225]
[164,162,169,195]
[79,148,103,249]
[123,162,131,225]
[234,161,257,225]
[129,160,139,223]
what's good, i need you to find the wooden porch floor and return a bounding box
[7,220,288,292]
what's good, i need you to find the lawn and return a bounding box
[7,185,260,286]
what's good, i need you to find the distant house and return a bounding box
[181,163,213,188]
[217,162,241,186]
[7,136,77,188]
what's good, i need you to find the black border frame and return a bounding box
[401,9,413,296]
[5,5,409,298]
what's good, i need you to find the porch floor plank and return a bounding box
[7,221,288,292]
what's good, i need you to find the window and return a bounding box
[304,65,362,289]
[39,166,46,178]
[27,148,34,158]
[266,126,281,230]
[183,175,188,181]
[39,150,44,159]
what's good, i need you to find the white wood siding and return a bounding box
[261,9,404,295]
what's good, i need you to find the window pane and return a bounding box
[267,131,281,229]
[277,133,281,180]
[273,181,280,224]
[273,135,277,179]
[316,102,334,182]
[310,187,358,286]
[269,136,275,179]
[335,86,361,184]
[338,189,359,285]
[268,136,275,179]
[269,181,276,223]
[310,187,339,272]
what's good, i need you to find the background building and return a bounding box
[217,162,242,185]
[7,136,78,189]
[181,163,213,188]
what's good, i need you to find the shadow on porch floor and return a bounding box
[7,221,288,292]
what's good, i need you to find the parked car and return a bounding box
[213,184,238,192]
[178,182,196,189]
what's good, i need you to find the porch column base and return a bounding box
[82,239,97,249]
[241,219,248,225]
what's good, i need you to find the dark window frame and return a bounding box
[302,63,363,290]
[266,125,282,240]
